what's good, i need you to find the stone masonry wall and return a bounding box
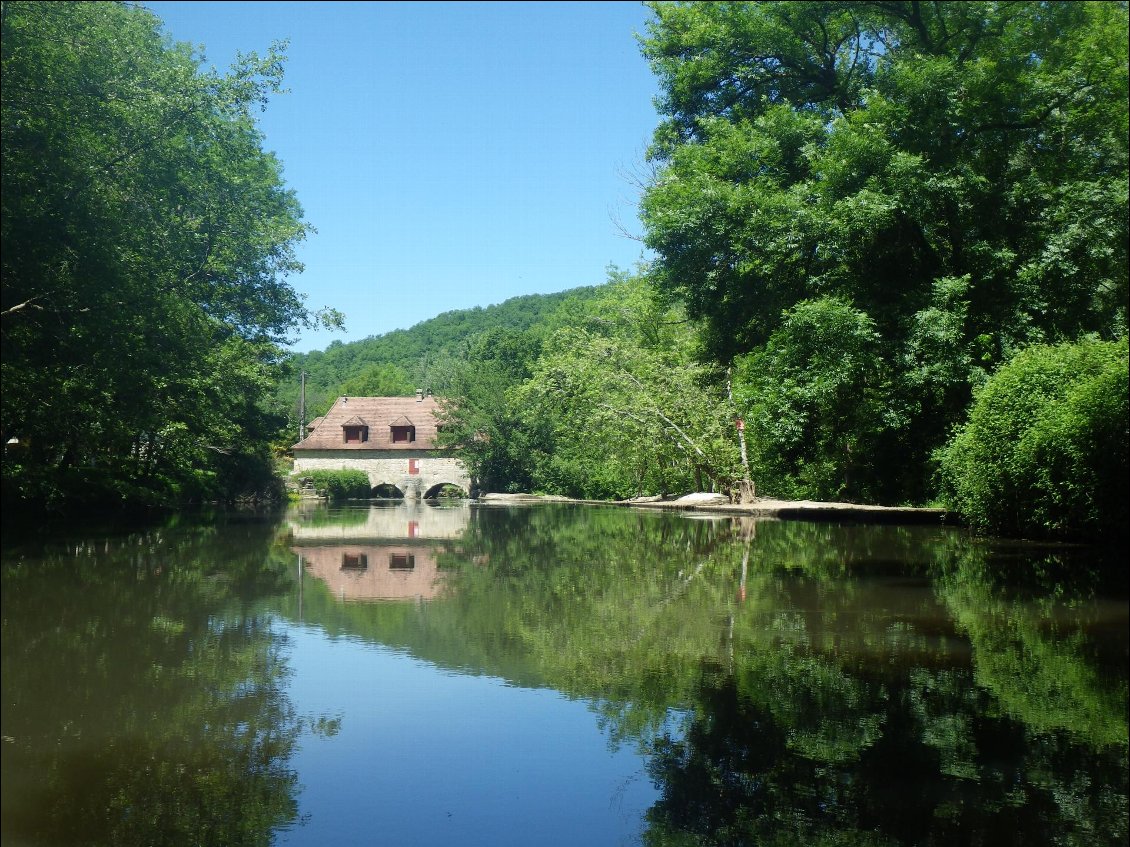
[293,450,471,498]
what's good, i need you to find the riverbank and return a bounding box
[477,492,957,525]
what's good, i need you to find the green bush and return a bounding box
[307,470,371,500]
[937,338,1129,540]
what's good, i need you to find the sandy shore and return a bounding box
[476,492,956,525]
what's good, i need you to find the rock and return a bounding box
[674,492,729,506]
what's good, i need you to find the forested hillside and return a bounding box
[273,285,604,425]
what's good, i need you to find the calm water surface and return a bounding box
[2,502,1126,846]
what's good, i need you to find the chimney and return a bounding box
[416,389,423,402]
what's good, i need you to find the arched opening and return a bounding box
[424,483,466,500]
[370,483,405,499]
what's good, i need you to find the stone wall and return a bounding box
[292,449,471,498]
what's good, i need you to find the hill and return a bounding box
[272,285,605,423]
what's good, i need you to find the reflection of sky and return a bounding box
[276,622,657,847]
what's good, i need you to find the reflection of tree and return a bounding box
[936,544,1128,749]
[275,504,1128,845]
[645,655,1128,847]
[1,517,301,845]
[641,530,1129,847]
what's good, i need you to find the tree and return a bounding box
[639,1,1129,502]
[1,1,340,509]
[435,326,546,494]
[936,337,1129,540]
[512,272,740,499]
[338,363,416,399]
[734,296,902,501]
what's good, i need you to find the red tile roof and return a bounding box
[293,396,446,451]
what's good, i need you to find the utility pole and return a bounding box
[298,370,306,444]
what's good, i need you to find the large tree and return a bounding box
[639,1,1129,502]
[1,1,338,509]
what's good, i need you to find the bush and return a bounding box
[937,338,1129,540]
[308,470,371,500]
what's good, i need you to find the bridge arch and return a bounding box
[370,483,405,499]
[423,482,467,500]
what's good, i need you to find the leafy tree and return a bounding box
[936,337,1129,540]
[338,363,416,400]
[435,326,546,493]
[1,1,339,511]
[434,269,742,498]
[639,1,1129,503]
[516,323,735,498]
[734,296,904,501]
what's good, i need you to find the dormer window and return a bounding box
[389,415,415,443]
[341,416,369,444]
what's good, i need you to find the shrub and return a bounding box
[308,469,371,500]
[936,338,1129,540]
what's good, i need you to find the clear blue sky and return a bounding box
[143,1,661,353]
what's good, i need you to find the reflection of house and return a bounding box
[290,502,469,602]
[294,543,446,601]
[292,393,471,498]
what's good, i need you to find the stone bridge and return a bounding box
[292,451,471,499]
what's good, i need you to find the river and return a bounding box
[1,501,1126,846]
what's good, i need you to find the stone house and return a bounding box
[292,392,471,498]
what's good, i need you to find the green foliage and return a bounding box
[433,325,546,493]
[639,0,1130,504]
[338,362,416,399]
[278,287,603,421]
[937,337,1129,539]
[1,1,328,512]
[434,269,743,498]
[734,296,905,501]
[306,469,370,500]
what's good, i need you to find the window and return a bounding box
[391,425,415,443]
[343,425,368,443]
[389,553,415,570]
[341,552,368,570]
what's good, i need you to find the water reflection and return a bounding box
[288,499,471,541]
[0,514,303,846]
[288,502,470,602]
[281,504,1128,845]
[2,504,1126,846]
[295,544,448,601]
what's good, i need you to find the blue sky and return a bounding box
[144,1,661,352]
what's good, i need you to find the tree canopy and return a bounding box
[1,1,337,510]
[639,0,1129,503]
